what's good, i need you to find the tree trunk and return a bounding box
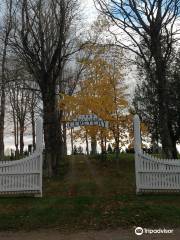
[31,110,36,151]
[19,124,24,156]
[0,89,5,159]
[62,122,67,156]
[155,62,174,158]
[13,110,19,158]
[85,130,89,155]
[172,139,178,159]
[91,135,97,155]
[100,132,104,154]
[0,45,7,160]
[151,26,174,158]
[42,85,62,177]
[0,0,12,158]
[152,121,159,154]
[100,132,106,161]
[70,128,74,155]
[104,136,107,152]
[113,127,120,161]
[115,138,120,161]
[15,120,19,158]
[169,125,178,159]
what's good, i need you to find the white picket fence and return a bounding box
[0,118,43,197]
[134,115,180,194]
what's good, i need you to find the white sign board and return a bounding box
[67,114,109,129]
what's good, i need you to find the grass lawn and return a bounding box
[0,153,180,231]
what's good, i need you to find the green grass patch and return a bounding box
[0,154,180,231]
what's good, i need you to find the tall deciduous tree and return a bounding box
[134,47,180,158]
[61,44,130,159]
[7,66,31,156]
[95,0,180,158]
[0,0,13,159]
[11,0,81,176]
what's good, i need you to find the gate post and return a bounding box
[134,115,141,194]
[36,118,43,153]
[36,118,43,197]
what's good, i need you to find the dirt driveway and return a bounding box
[0,228,180,240]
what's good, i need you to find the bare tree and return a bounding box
[10,0,81,176]
[0,0,13,159]
[27,85,40,152]
[8,76,31,155]
[95,0,180,158]
[10,99,19,157]
[6,59,41,157]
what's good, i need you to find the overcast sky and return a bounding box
[3,0,180,154]
[80,0,97,24]
[4,0,138,153]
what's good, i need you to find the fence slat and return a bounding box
[0,118,43,197]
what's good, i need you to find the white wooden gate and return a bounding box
[0,118,43,197]
[134,115,180,194]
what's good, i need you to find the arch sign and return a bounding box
[67,114,109,129]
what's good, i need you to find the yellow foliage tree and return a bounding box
[60,43,131,158]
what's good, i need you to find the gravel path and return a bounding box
[0,228,180,240]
